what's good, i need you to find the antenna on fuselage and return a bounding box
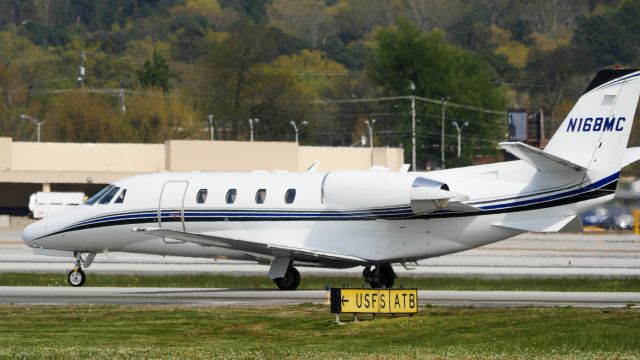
[306,161,320,172]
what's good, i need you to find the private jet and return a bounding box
[22,68,640,290]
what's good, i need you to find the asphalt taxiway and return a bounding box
[2,232,640,278]
[1,287,639,308]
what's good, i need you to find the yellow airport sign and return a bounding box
[330,288,418,314]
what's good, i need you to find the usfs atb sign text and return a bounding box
[330,288,418,314]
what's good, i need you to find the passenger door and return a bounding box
[158,181,188,243]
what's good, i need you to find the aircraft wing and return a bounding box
[132,227,367,264]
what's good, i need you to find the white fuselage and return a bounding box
[22,158,615,267]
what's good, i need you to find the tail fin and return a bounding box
[544,69,640,178]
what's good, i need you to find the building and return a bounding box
[0,137,404,215]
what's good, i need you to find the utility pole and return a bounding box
[119,89,126,113]
[452,121,468,158]
[440,97,448,169]
[78,51,86,87]
[207,114,214,141]
[248,118,259,142]
[410,82,417,171]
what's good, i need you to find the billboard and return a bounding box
[508,110,527,142]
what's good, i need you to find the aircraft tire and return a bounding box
[379,264,395,289]
[367,264,395,289]
[274,266,301,290]
[67,268,86,287]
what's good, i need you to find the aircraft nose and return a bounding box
[22,222,42,247]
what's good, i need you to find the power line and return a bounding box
[312,95,508,116]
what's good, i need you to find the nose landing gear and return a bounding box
[363,264,396,289]
[67,252,95,287]
[68,267,86,287]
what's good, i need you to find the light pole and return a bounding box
[440,97,449,169]
[452,121,468,158]
[20,114,46,143]
[289,120,308,144]
[364,119,376,148]
[364,118,376,166]
[248,118,259,142]
[409,82,416,171]
[207,114,214,141]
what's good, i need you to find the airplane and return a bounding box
[21,68,640,290]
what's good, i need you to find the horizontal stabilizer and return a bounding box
[132,227,366,264]
[493,215,579,233]
[499,142,585,172]
[623,147,640,167]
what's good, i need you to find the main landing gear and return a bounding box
[274,265,301,290]
[363,264,396,289]
[67,252,95,287]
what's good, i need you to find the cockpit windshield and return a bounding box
[84,185,114,205]
[99,186,121,204]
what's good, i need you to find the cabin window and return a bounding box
[255,189,267,204]
[85,185,113,205]
[114,189,127,204]
[225,189,237,204]
[196,189,208,204]
[284,189,296,204]
[99,186,120,204]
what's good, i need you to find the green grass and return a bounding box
[0,304,639,359]
[2,272,640,292]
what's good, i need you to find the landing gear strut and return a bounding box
[363,264,396,289]
[274,265,301,290]
[67,252,95,287]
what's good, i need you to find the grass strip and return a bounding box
[0,304,639,359]
[1,272,640,291]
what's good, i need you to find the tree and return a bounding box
[190,22,312,141]
[525,44,593,132]
[0,31,54,139]
[267,0,334,48]
[573,0,640,67]
[136,50,175,93]
[168,12,211,63]
[44,91,128,142]
[125,95,199,142]
[271,50,347,97]
[366,20,506,168]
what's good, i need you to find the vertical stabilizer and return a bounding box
[544,69,640,178]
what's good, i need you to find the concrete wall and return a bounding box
[165,140,299,172]
[299,146,372,171]
[11,142,165,173]
[0,137,404,213]
[0,137,404,183]
[0,137,11,171]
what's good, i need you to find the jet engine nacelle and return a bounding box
[322,171,455,215]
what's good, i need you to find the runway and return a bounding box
[3,232,640,278]
[1,286,639,308]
